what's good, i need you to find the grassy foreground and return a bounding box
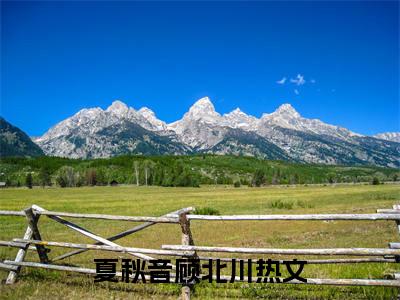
[0,184,399,299]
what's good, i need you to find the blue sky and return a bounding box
[1,1,399,136]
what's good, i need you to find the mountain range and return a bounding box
[0,97,398,167]
[28,97,399,168]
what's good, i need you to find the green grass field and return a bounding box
[0,184,399,299]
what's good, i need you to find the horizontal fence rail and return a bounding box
[162,245,400,256]
[3,210,400,221]
[0,204,400,299]
[1,239,194,257]
[187,214,400,221]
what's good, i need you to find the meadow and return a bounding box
[0,183,399,299]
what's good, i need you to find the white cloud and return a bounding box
[310,79,316,84]
[276,77,287,84]
[294,89,299,95]
[290,74,306,86]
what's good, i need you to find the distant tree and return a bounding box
[55,166,75,187]
[372,177,380,185]
[252,169,266,187]
[95,168,108,185]
[38,166,52,187]
[393,174,398,182]
[143,160,155,186]
[271,173,278,185]
[86,168,97,186]
[25,173,33,189]
[133,161,139,186]
[327,173,336,184]
[75,171,84,187]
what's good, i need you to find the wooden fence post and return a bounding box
[6,225,33,284]
[179,212,197,300]
[6,206,50,284]
[24,207,49,264]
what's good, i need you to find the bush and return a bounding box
[194,207,220,215]
[372,177,380,185]
[233,181,241,188]
[268,200,294,210]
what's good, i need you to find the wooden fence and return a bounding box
[1,204,400,299]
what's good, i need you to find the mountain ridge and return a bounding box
[31,97,399,167]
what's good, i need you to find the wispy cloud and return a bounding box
[276,77,287,84]
[290,74,306,86]
[276,73,317,95]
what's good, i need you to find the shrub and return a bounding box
[233,181,241,188]
[268,200,294,210]
[194,207,220,215]
[372,177,380,185]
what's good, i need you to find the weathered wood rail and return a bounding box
[1,204,400,299]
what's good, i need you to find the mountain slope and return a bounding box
[205,128,293,161]
[0,117,44,157]
[38,119,188,159]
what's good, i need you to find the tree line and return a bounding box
[1,155,398,188]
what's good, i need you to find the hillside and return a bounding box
[0,117,44,158]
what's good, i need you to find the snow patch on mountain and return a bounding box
[374,132,400,143]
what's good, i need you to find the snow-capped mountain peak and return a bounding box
[182,96,221,123]
[106,100,130,115]
[188,97,218,116]
[273,103,301,118]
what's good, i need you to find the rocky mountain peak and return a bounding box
[106,100,130,115]
[274,103,300,118]
[189,96,215,112]
[185,97,220,122]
